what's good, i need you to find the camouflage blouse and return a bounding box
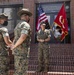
[0,27,9,56]
[37,29,51,40]
[13,20,31,56]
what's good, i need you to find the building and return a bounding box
[0,0,74,74]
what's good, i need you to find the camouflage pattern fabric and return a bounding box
[13,20,31,75]
[38,43,49,72]
[37,29,51,72]
[0,28,9,75]
[0,56,9,75]
[13,55,28,75]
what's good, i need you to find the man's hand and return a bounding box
[10,44,15,50]
[39,39,44,43]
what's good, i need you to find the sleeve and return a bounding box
[2,32,9,37]
[0,27,8,33]
[0,27,9,37]
[47,30,51,37]
[37,36,39,39]
[20,22,30,35]
[21,29,28,35]
[36,30,40,39]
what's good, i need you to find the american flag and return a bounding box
[36,5,48,31]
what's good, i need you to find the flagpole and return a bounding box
[64,1,65,5]
[23,0,24,7]
[50,23,54,36]
[63,2,66,43]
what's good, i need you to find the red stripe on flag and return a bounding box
[36,5,48,31]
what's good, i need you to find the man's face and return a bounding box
[0,18,5,24]
[21,14,30,23]
[41,24,45,30]
[0,18,8,26]
[26,15,30,23]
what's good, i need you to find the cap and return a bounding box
[17,8,32,17]
[40,21,46,26]
[0,13,8,19]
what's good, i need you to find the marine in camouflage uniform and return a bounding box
[0,28,9,75]
[11,8,32,75]
[37,22,51,72]
[0,13,12,75]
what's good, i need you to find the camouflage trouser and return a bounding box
[0,56,9,75]
[13,55,28,75]
[38,43,49,71]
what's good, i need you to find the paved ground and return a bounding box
[9,70,74,75]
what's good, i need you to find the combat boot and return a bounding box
[36,66,44,72]
[44,65,49,72]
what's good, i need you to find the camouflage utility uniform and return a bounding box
[0,27,9,75]
[37,29,51,72]
[13,20,31,75]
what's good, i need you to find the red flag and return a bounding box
[54,4,68,41]
[36,5,48,31]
